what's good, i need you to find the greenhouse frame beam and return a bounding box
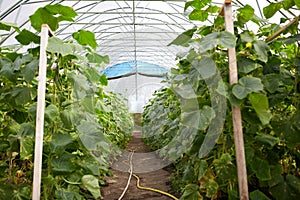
[60,22,192,26]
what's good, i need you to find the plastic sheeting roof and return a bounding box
[0,1,298,77]
[0,0,199,71]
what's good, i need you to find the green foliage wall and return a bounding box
[143,1,300,199]
[0,4,133,199]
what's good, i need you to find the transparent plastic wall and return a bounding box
[107,74,166,113]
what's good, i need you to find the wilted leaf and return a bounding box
[81,175,101,199]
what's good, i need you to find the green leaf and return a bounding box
[197,160,208,180]
[72,30,97,49]
[50,133,73,153]
[270,175,300,200]
[52,154,77,174]
[81,175,101,199]
[81,66,102,83]
[18,122,35,137]
[183,165,196,182]
[86,52,109,64]
[251,157,271,181]
[237,4,254,23]
[168,28,196,47]
[47,37,83,56]
[181,106,215,130]
[15,29,40,45]
[13,54,33,70]
[68,73,89,99]
[60,110,75,130]
[45,4,77,21]
[45,104,58,123]
[185,0,211,10]
[295,0,300,9]
[100,74,108,86]
[232,77,264,99]
[0,21,20,32]
[192,57,217,79]
[0,58,16,82]
[21,58,39,82]
[240,31,254,43]
[249,93,272,125]
[206,5,219,13]
[262,74,281,93]
[77,120,105,150]
[255,133,279,147]
[199,31,236,52]
[278,34,300,45]
[253,40,269,62]
[180,184,201,200]
[29,7,58,32]
[55,189,84,200]
[29,4,77,32]
[283,0,295,10]
[237,56,262,74]
[189,9,208,21]
[20,136,34,160]
[11,87,36,105]
[250,190,270,200]
[173,84,197,99]
[263,3,283,19]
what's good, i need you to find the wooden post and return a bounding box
[32,24,49,200]
[223,2,249,200]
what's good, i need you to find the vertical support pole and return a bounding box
[133,0,138,101]
[224,2,249,200]
[32,24,49,200]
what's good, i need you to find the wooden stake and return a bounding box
[32,24,49,200]
[265,16,299,43]
[224,2,249,200]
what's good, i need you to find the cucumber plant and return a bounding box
[143,1,300,199]
[0,4,133,199]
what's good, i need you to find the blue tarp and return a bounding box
[103,61,169,78]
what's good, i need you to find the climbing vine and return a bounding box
[0,4,132,199]
[143,0,300,199]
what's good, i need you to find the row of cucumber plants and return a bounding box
[0,4,133,199]
[143,0,300,199]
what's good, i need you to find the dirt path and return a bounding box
[101,131,176,200]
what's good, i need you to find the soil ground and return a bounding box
[101,131,177,200]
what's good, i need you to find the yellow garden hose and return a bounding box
[118,151,178,200]
[132,173,179,200]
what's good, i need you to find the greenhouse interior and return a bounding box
[0,0,300,199]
